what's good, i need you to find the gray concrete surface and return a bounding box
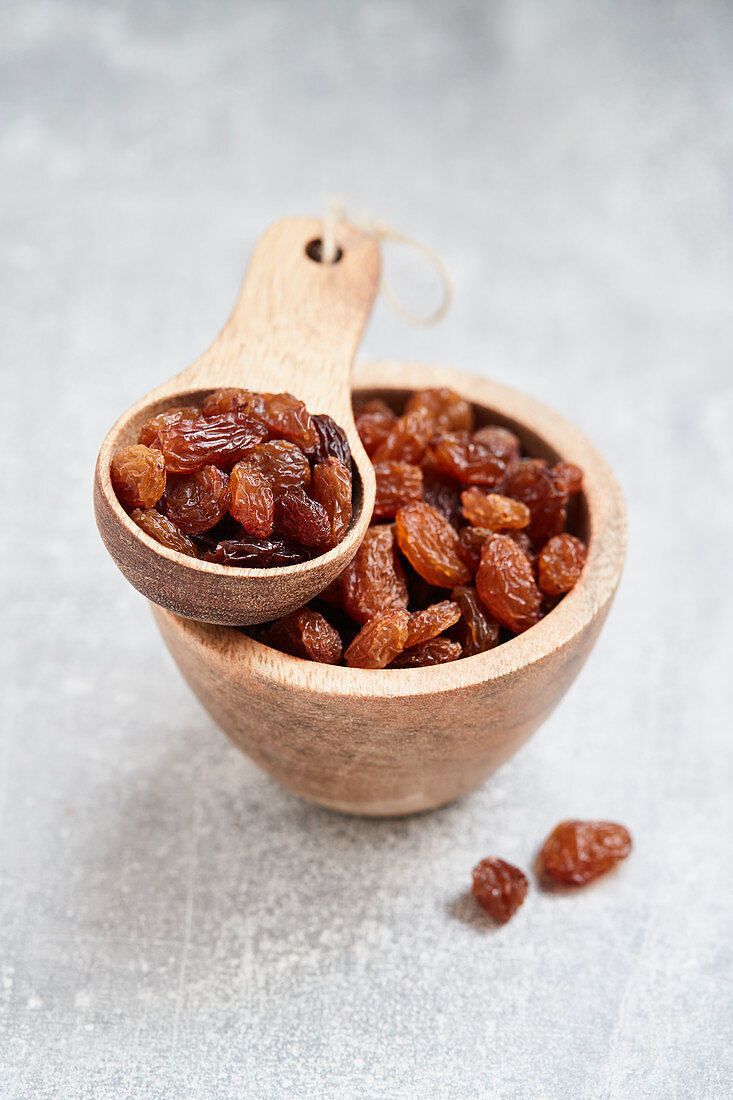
[2,1,732,1096]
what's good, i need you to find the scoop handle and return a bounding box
[172,216,381,422]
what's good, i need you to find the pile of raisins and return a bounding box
[249,387,588,668]
[110,388,354,564]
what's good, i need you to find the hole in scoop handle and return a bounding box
[176,216,382,420]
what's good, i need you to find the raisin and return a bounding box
[405,600,461,647]
[421,466,463,526]
[312,414,352,467]
[164,465,231,534]
[372,408,434,464]
[471,858,528,923]
[341,525,409,624]
[156,410,267,474]
[110,444,166,509]
[538,534,587,595]
[509,530,535,565]
[405,387,474,432]
[476,534,542,633]
[274,488,331,548]
[461,488,530,531]
[373,461,424,520]
[428,431,508,486]
[229,460,275,538]
[540,820,632,886]
[257,392,318,452]
[472,425,521,473]
[310,458,353,548]
[260,608,342,664]
[503,459,567,542]
[456,526,492,574]
[354,399,397,456]
[139,406,199,449]
[452,585,500,655]
[204,537,311,567]
[395,501,471,588]
[201,387,256,417]
[247,440,312,496]
[344,609,410,669]
[390,637,463,667]
[130,508,198,557]
[551,461,583,496]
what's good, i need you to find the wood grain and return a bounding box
[94,216,380,625]
[152,359,627,816]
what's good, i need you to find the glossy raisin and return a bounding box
[130,508,198,557]
[461,488,530,531]
[405,600,461,647]
[260,608,342,664]
[428,431,508,486]
[229,460,275,538]
[472,858,528,923]
[341,526,409,624]
[311,413,352,467]
[551,461,583,496]
[372,408,434,464]
[472,425,521,474]
[111,444,166,509]
[139,407,199,449]
[310,458,353,548]
[405,387,474,432]
[156,410,267,474]
[247,439,311,496]
[395,502,471,588]
[540,820,632,886]
[204,537,311,567]
[201,387,257,417]
[476,534,542,633]
[538,534,587,595]
[390,637,463,667]
[456,526,492,574]
[164,465,231,534]
[258,392,318,452]
[421,466,463,526]
[452,585,500,655]
[503,459,567,542]
[274,489,331,548]
[354,399,397,456]
[344,609,410,669]
[373,461,424,520]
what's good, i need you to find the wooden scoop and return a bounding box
[93,216,380,626]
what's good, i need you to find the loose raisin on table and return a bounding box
[130,508,198,557]
[344,609,410,669]
[405,387,474,432]
[405,600,461,647]
[311,413,352,467]
[503,459,567,542]
[395,501,471,588]
[139,407,199,449]
[229,460,275,538]
[540,820,632,886]
[428,431,509,486]
[247,439,311,496]
[372,408,435,464]
[472,858,528,923]
[111,445,166,509]
[390,637,463,667]
[476,534,542,633]
[274,489,331,548]
[461,488,530,532]
[538,534,587,595]
[310,457,353,548]
[164,465,231,534]
[341,525,408,624]
[451,585,500,655]
[157,410,267,474]
[260,608,342,664]
[373,461,424,520]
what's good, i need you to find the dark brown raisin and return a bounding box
[421,465,463,526]
[476,534,542,633]
[344,609,410,669]
[456,526,492,574]
[229,461,275,538]
[451,585,500,655]
[390,637,463,667]
[164,466,231,534]
[540,820,632,885]
[274,489,331,548]
[111,445,166,509]
[472,858,528,923]
[130,508,198,557]
[312,414,352,466]
[503,459,567,542]
[204,536,311,567]
[157,411,267,474]
[395,502,471,588]
[310,458,353,548]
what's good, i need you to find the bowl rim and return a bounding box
[158,360,626,699]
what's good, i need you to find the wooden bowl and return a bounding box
[152,361,626,817]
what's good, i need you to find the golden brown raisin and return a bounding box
[461,488,530,531]
[257,392,318,452]
[164,465,231,533]
[405,600,461,647]
[344,609,410,669]
[540,820,632,885]
[456,526,492,574]
[156,411,267,474]
[201,387,257,417]
[372,408,435,464]
[538,534,587,595]
[551,461,583,496]
[472,425,521,473]
[405,387,474,432]
[130,508,198,557]
[476,534,542,633]
[472,858,528,923]
[247,440,312,496]
[355,405,397,456]
[274,488,331,548]
[452,585,500,655]
[395,501,471,588]
[139,407,199,449]
[229,461,275,538]
[311,414,352,467]
[341,526,409,624]
[503,459,567,542]
[428,431,508,486]
[111,445,166,508]
[260,608,342,664]
[373,461,424,520]
[390,637,463,667]
[310,458,353,548]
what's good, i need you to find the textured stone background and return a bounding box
[2,1,732,1097]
